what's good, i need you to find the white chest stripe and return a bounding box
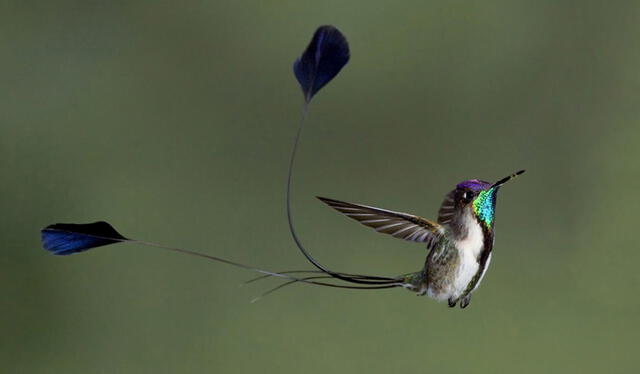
[452,214,484,298]
[456,215,484,257]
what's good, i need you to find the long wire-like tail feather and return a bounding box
[286,27,403,286]
[41,224,403,291]
[251,275,402,303]
[243,270,324,285]
[285,108,400,285]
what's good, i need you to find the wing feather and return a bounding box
[317,196,444,249]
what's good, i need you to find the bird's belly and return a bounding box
[426,220,485,301]
[427,251,481,301]
[452,248,480,298]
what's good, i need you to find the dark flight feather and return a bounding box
[41,221,127,255]
[293,25,350,102]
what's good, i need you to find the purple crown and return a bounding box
[456,179,492,191]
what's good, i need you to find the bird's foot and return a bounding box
[459,295,471,309]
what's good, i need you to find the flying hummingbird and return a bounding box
[312,171,524,308]
[39,26,525,309]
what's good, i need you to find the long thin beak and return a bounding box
[491,170,525,189]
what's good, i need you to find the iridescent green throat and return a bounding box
[473,188,496,227]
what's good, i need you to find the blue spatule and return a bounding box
[42,222,127,255]
[293,25,350,102]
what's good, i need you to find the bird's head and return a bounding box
[438,170,525,232]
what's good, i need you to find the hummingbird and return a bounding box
[39,26,526,309]
[313,170,525,308]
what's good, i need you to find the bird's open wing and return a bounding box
[317,196,444,249]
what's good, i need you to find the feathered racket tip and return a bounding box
[41,221,127,255]
[293,25,350,102]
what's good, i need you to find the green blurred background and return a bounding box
[3,1,639,373]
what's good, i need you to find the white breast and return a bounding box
[452,213,484,298]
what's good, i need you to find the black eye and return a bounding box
[462,191,473,202]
